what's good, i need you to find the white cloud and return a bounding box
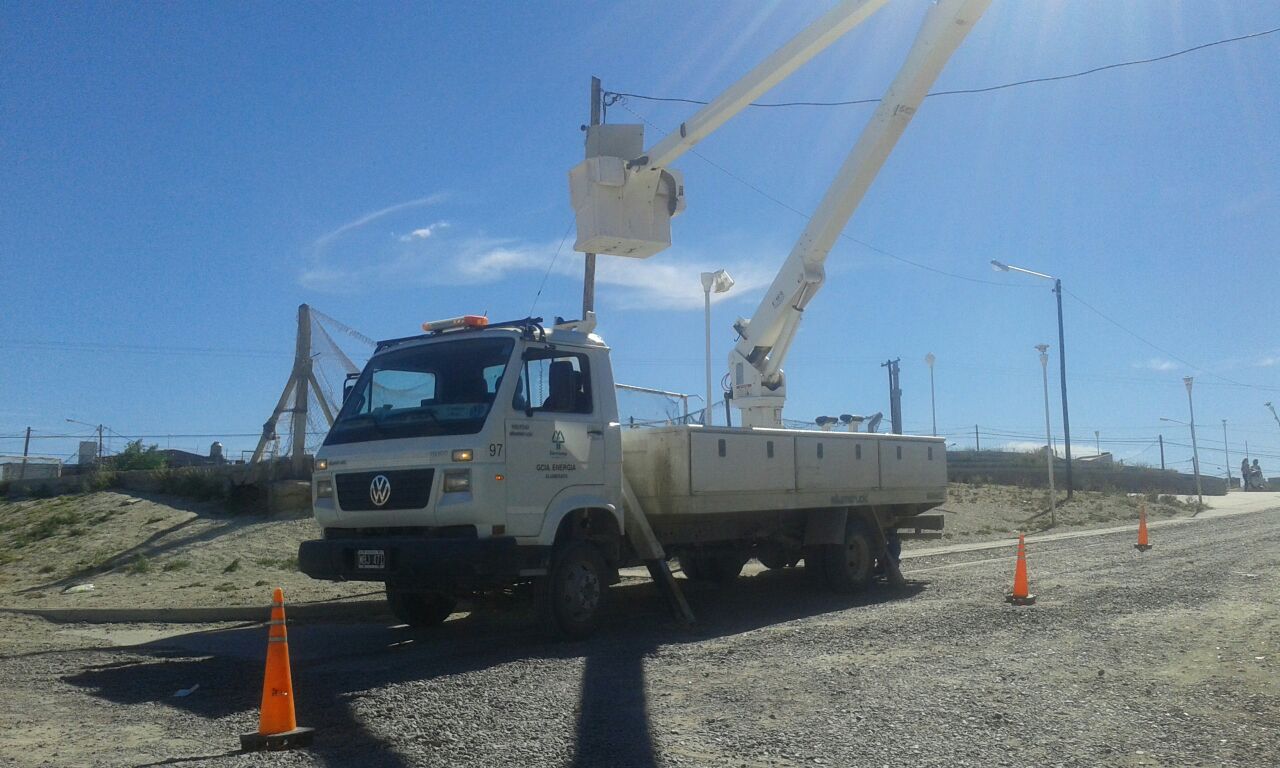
[310,194,448,256]
[1253,356,1278,368]
[300,221,780,311]
[398,221,450,242]
[1134,358,1179,372]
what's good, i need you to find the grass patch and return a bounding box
[254,555,299,571]
[222,558,241,574]
[253,579,270,587]
[37,564,56,574]
[125,555,152,575]
[162,559,192,572]
[213,582,238,593]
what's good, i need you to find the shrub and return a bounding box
[162,559,191,572]
[223,558,241,573]
[110,441,167,471]
[126,555,152,575]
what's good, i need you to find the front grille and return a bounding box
[336,469,434,511]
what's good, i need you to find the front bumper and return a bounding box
[298,535,546,592]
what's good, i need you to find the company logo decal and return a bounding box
[551,430,566,451]
[369,474,391,507]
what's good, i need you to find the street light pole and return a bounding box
[1036,344,1056,527]
[990,261,1073,498]
[925,353,937,436]
[1222,419,1232,489]
[1184,377,1203,509]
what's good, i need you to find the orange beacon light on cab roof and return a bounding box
[421,315,489,333]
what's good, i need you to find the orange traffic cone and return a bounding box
[1005,533,1036,605]
[1134,499,1153,552]
[240,588,314,751]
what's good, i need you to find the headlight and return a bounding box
[314,478,333,498]
[315,458,328,471]
[443,469,471,493]
[451,449,474,462]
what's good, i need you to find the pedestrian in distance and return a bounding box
[1241,458,1252,490]
[1251,459,1267,490]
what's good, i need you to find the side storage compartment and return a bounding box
[795,435,880,491]
[690,431,796,494]
[879,438,946,490]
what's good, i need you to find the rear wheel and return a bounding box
[386,586,457,627]
[679,553,746,584]
[536,540,607,640]
[821,524,874,593]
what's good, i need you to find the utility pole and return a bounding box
[924,353,937,436]
[1158,434,1165,470]
[974,425,980,451]
[881,358,902,434]
[1222,419,1232,487]
[1184,376,1203,509]
[19,427,31,480]
[1054,278,1074,499]
[1094,430,1100,456]
[581,76,602,319]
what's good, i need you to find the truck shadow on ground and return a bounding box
[68,568,928,768]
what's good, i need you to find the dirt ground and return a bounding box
[0,491,371,611]
[0,485,1206,613]
[0,495,1275,767]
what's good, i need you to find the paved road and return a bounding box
[1,502,1276,767]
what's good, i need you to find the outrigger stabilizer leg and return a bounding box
[624,479,695,625]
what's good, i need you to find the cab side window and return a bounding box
[514,349,593,415]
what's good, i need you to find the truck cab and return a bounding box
[299,317,627,636]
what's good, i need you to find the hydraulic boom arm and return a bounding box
[730,0,989,428]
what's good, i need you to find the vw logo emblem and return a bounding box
[369,475,391,507]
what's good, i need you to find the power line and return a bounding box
[0,340,290,359]
[605,25,1280,109]
[1062,288,1280,393]
[614,100,1024,288]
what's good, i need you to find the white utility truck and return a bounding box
[299,0,988,637]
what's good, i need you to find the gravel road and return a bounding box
[1,504,1276,768]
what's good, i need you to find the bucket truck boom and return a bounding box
[569,0,989,427]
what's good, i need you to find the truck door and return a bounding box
[504,346,605,537]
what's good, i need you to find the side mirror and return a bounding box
[343,373,360,403]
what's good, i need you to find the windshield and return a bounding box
[324,337,514,445]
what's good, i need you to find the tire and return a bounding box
[386,586,457,628]
[536,540,607,640]
[679,553,746,584]
[821,524,874,593]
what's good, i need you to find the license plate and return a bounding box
[356,549,386,570]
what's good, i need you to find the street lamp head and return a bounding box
[925,352,935,368]
[1183,376,1194,392]
[701,269,735,294]
[990,259,1009,272]
[1035,343,1049,365]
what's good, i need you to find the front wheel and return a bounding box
[536,540,608,640]
[386,586,457,627]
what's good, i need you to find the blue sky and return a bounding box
[2,1,1278,476]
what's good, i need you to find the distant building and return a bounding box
[0,456,62,481]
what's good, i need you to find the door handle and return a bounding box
[588,430,603,437]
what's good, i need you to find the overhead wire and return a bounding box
[605,25,1280,109]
